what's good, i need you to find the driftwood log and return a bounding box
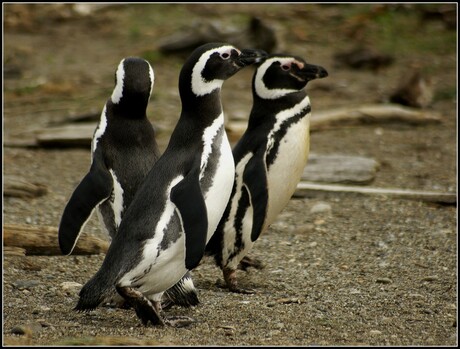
[3,175,48,198]
[35,123,96,148]
[294,182,456,205]
[309,104,441,131]
[4,104,442,148]
[3,223,109,255]
[226,103,442,141]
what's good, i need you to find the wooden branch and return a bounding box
[5,104,442,149]
[294,182,456,204]
[3,223,109,255]
[3,175,48,198]
[4,246,26,257]
[226,104,442,141]
[310,104,442,131]
[35,123,96,148]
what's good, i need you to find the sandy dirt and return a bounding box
[3,3,457,346]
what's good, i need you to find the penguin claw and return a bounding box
[116,286,164,327]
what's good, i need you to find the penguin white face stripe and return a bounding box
[148,63,155,98]
[109,169,124,228]
[200,112,224,180]
[92,105,108,154]
[266,95,311,154]
[111,59,125,104]
[255,57,300,99]
[191,45,237,96]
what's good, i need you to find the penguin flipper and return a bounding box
[170,170,208,270]
[59,153,113,255]
[242,154,268,242]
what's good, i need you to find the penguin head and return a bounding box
[254,55,328,100]
[111,57,154,113]
[181,42,267,97]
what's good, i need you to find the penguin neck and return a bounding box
[110,98,148,119]
[179,75,224,126]
[248,89,308,128]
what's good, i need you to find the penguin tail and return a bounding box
[162,272,199,309]
[74,271,115,312]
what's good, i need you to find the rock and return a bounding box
[369,330,382,335]
[12,280,40,290]
[303,154,379,185]
[376,278,392,284]
[310,202,332,214]
[157,16,278,56]
[422,276,439,282]
[60,283,82,296]
[11,325,32,336]
[390,69,433,108]
[11,322,42,336]
[334,46,394,71]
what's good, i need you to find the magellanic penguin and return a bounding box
[57,56,197,308]
[58,57,160,255]
[206,54,328,293]
[75,43,267,327]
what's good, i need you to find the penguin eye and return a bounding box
[281,64,291,71]
[220,52,231,60]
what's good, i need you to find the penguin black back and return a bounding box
[59,57,159,256]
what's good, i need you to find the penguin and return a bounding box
[205,54,328,293]
[57,56,199,309]
[58,57,160,256]
[75,43,267,327]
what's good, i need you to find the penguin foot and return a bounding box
[222,267,256,294]
[164,316,197,328]
[238,256,265,271]
[116,286,164,327]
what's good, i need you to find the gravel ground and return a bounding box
[3,3,457,346]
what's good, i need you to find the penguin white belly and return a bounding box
[203,134,235,243]
[221,153,254,269]
[200,114,235,243]
[265,117,310,228]
[118,226,187,295]
[118,176,187,294]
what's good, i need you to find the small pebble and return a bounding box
[376,278,392,284]
[11,325,31,336]
[310,202,331,214]
[422,276,438,282]
[369,330,382,335]
[13,280,40,290]
[60,281,83,290]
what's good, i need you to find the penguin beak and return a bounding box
[237,49,268,67]
[293,63,328,82]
